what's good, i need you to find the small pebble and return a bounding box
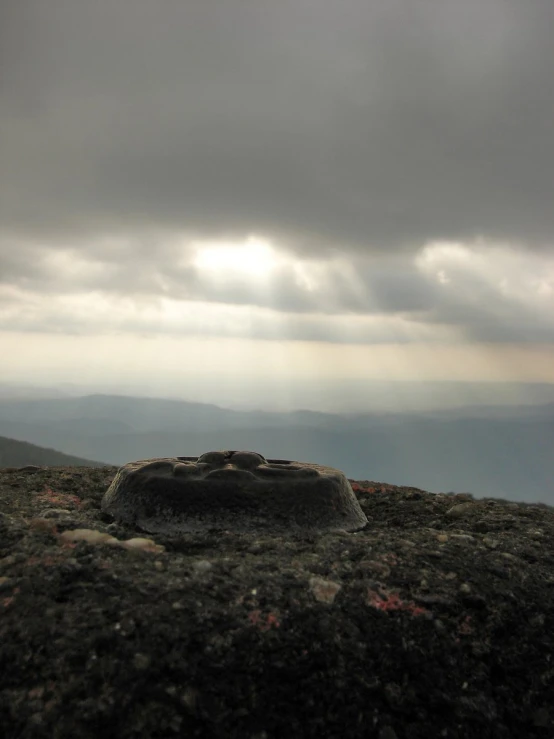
[60,529,116,545]
[483,537,499,549]
[445,503,476,519]
[192,560,213,575]
[132,653,151,670]
[59,528,165,553]
[309,576,341,604]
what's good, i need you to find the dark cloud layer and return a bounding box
[2,0,554,253]
[1,1,554,350]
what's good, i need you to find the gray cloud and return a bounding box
[1,0,553,253]
[1,0,554,349]
[414,243,554,342]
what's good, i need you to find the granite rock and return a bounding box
[101,450,368,535]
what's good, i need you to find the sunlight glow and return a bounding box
[192,236,279,277]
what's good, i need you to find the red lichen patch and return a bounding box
[28,517,58,535]
[379,552,399,567]
[35,486,83,509]
[366,587,429,617]
[351,483,377,494]
[2,585,21,609]
[350,481,412,495]
[457,614,474,636]
[247,609,281,631]
[25,554,68,568]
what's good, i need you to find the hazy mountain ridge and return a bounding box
[0,394,318,433]
[0,435,108,468]
[2,392,553,431]
[0,393,552,504]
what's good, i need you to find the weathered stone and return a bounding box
[101,450,368,535]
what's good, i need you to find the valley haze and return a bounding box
[0,382,552,507]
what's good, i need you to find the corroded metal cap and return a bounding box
[101,450,368,535]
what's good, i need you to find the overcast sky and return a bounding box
[1,0,554,409]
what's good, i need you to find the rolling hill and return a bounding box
[0,435,109,468]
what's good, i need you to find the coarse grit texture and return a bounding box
[1,465,553,739]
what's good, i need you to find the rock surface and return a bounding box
[1,465,553,738]
[101,451,368,534]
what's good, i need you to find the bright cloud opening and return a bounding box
[192,236,280,278]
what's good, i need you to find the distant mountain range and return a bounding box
[0,435,108,468]
[0,393,552,505]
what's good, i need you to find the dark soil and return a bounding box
[1,465,553,739]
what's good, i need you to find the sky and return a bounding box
[1,0,554,411]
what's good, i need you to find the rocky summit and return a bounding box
[0,464,553,739]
